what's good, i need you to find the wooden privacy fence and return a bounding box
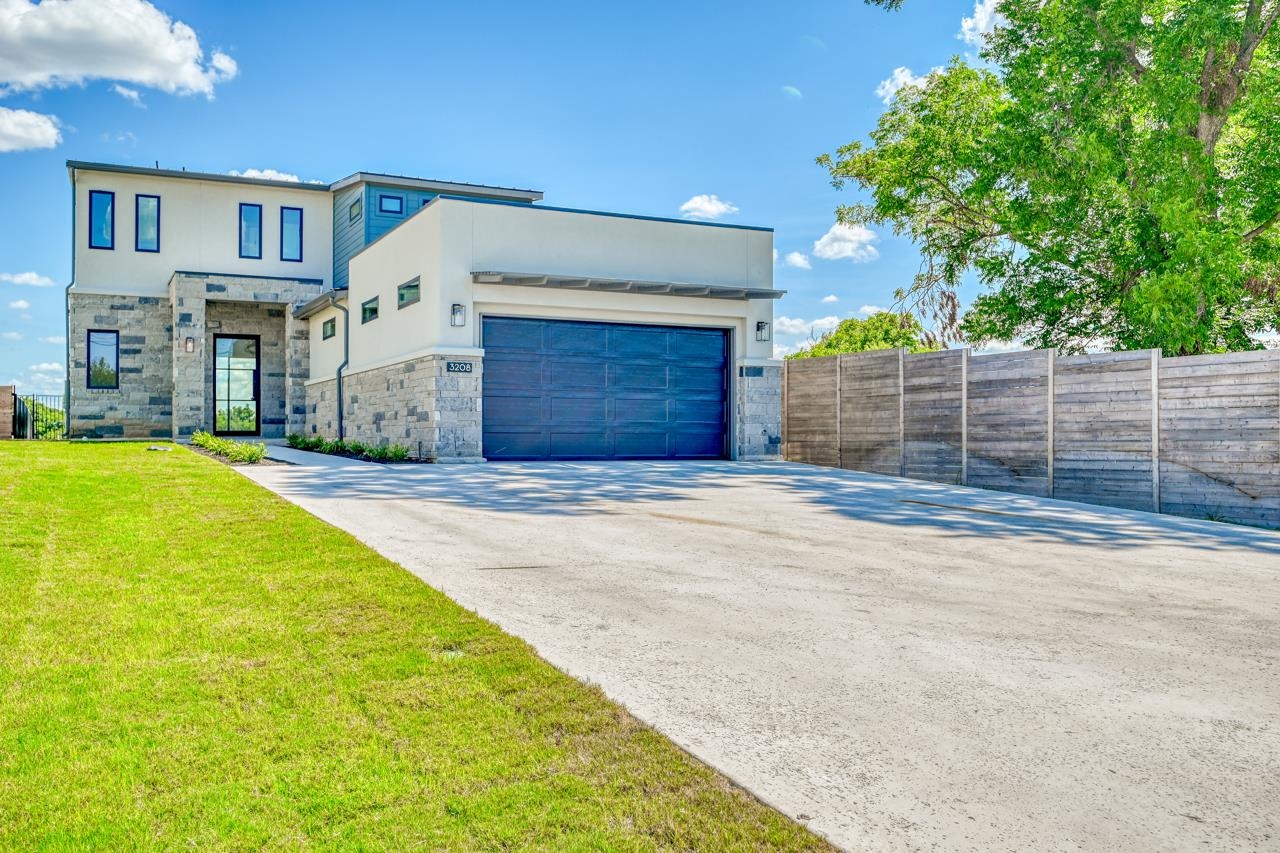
[783,347,1280,529]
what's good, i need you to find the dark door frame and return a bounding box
[212,333,261,436]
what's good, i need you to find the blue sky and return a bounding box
[0,0,994,392]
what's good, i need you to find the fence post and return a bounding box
[1151,348,1161,513]
[1046,349,1056,498]
[781,358,788,460]
[898,348,907,478]
[835,355,843,469]
[0,386,13,440]
[960,348,969,486]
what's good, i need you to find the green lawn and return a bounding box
[0,443,827,851]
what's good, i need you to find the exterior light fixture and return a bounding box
[755,321,771,342]
[450,303,466,327]
[184,336,195,353]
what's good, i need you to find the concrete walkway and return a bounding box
[241,449,1280,851]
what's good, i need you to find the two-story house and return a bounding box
[66,161,783,461]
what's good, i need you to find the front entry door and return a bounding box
[213,334,260,435]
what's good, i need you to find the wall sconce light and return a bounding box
[450,303,467,327]
[755,321,771,342]
[184,336,195,353]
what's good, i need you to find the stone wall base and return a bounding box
[736,364,782,461]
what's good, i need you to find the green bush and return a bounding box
[191,431,267,464]
[285,433,411,464]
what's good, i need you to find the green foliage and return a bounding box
[286,433,412,463]
[828,0,1280,355]
[88,356,117,389]
[788,312,940,359]
[191,431,267,464]
[26,399,63,440]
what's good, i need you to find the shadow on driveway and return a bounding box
[259,451,1280,558]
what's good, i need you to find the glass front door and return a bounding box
[213,335,259,435]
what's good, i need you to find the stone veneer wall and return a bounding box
[736,364,783,461]
[68,293,174,438]
[305,354,483,461]
[0,385,13,439]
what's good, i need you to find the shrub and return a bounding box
[285,433,412,464]
[191,431,267,464]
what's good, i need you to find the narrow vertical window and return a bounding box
[361,297,379,324]
[348,197,362,223]
[239,203,262,259]
[87,330,120,389]
[397,277,421,308]
[135,194,160,252]
[88,190,115,249]
[322,317,336,340]
[280,206,303,262]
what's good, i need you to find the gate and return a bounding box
[11,393,65,439]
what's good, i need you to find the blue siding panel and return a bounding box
[332,184,365,290]
[482,317,729,461]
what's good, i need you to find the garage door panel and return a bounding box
[484,356,543,389]
[549,431,610,457]
[549,324,607,352]
[612,362,669,389]
[550,395,607,422]
[614,432,670,457]
[482,317,728,461]
[550,360,608,388]
[610,328,669,356]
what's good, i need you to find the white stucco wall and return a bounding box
[72,168,333,295]
[340,198,778,376]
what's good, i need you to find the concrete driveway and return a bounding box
[241,450,1280,851]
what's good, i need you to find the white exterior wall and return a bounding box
[72,169,333,295]
[339,198,778,376]
[308,304,346,381]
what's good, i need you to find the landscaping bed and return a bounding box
[0,442,826,850]
[286,433,413,463]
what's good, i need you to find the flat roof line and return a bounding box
[429,194,774,233]
[67,160,331,191]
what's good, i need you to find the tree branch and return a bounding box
[1243,210,1280,242]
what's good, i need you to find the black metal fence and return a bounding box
[12,393,65,440]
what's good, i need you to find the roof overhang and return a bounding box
[330,172,542,202]
[67,160,331,192]
[471,271,784,300]
[293,291,347,319]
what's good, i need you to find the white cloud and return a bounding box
[821,294,839,303]
[39,335,65,344]
[973,339,1025,355]
[960,0,1000,49]
[857,304,889,316]
[773,341,803,358]
[772,248,779,264]
[28,361,61,372]
[8,299,30,310]
[229,168,304,183]
[875,66,940,104]
[781,85,803,100]
[112,83,143,106]
[0,271,56,287]
[784,251,811,270]
[1,331,22,341]
[775,315,841,336]
[0,0,237,97]
[813,223,880,263]
[679,194,739,220]
[0,107,60,152]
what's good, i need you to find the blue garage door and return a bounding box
[482,316,729,460]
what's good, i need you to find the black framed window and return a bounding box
[239,203,262,259]
[378,194,404,215]
[86,329,119,389]
[214,335,260,435]
[135,194,160,252]
[280,206,303,262]
[348,197,362,223]
[361,297,379,324]
[88,190,115,250]
[397,277,421,309]
[322,317,336,340]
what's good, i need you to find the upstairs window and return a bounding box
[135,194,160,252]
[87,329,119,389]
[89,190,115,250]
[348,197,362,223]
[239,203,262,259]
[361,297,379,324]
[322,317,336,340]
[397,277,421,309]
[280,206,303,262]
[378,194,404,215]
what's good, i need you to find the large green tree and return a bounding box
[826,0,1280,354]
[787,311,938,359]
